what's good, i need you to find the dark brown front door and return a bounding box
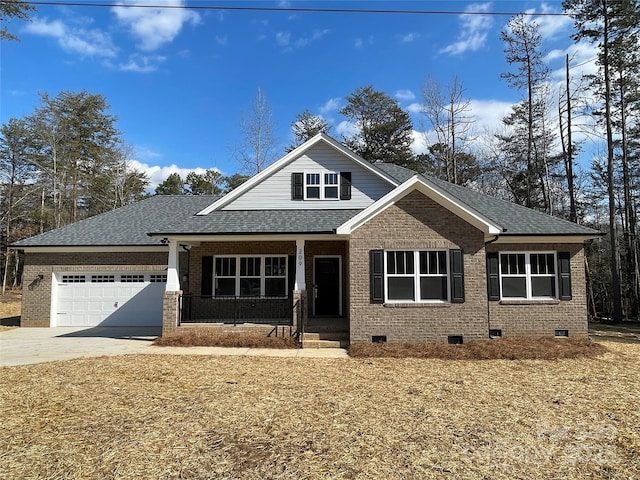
[314,257,340,316]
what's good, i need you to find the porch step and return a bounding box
[301,332,349,349]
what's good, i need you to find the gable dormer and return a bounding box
[198,134,398,214]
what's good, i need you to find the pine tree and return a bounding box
[340,85,414,166]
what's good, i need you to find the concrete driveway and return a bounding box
[0,327,349,366]
[0,327,160,367]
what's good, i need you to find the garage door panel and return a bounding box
[55,272,165,327]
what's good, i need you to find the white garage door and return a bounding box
[55,272,167,327]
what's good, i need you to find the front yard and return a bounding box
[1,340,639,479]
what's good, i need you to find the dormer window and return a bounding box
[306,173,321,199]
[292,171,351,201]
[324,173,339,198]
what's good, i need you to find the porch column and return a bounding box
[295,239,306,291]
[166,239,181,291]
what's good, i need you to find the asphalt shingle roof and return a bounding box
[13,162,600,248]
[12,196,218,247]
[374,163,601,237]
[149,209,363,235]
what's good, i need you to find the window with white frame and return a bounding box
[305,171,339,200]
[499,252,557,299]
[324,173,339,199]
[214,256,287,297]
[305,173,321,199]
[385,250,449,302]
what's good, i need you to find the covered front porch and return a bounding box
[161,237,349,344]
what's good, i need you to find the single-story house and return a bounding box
[14,133,601,345]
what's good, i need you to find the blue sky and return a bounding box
[1,1,599,188]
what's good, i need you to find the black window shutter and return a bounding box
[370,250,384,303]
[201,256,213,296]
[450,249,465,303]
[292,172,303,200]
[486,252,500,301]
[558,251,572,300]
[340,172,352,200]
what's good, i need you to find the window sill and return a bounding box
[383,302,451,308]
[498,299,561,305]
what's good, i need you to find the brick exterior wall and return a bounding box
[485,243,588,339]
[349,191,488,344]
[21,251,168,327]
[348,190,589,343]
[162,291,181,334]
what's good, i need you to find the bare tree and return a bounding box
[420,75,474,184]
[499,14,557,213]
[232,88,279,176]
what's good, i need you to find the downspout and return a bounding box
[485,235,500,338]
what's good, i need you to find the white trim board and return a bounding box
[337,175,503,236]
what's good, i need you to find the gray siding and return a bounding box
[222,144,394,210]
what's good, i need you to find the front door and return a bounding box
[313,256,341,316]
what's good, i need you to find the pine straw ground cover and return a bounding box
[1,342,639,480]
[154,330,298,348]
[348,337,607,360]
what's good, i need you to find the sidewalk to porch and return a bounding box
[146,345,349,358]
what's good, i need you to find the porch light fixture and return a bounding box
[27,274,44,291]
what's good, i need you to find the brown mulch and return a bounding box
[348,337,607,360]
[1,340,639,479]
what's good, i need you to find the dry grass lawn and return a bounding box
[1,340,639,479]
[0,291,21,332]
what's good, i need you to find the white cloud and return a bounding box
[276,28,329,51]
[312,29,329,40]
[354,36,374,49]
[127,159,216,191]
[25,17,117,58]
[468,99,513,132]
[406,102,422,114]
[116,54,167,73]
[335,120,359,140]
[524,3,573,40]
[395,89,416,102]
[112,0,200,51]
[319,97,341,115]
[132,145,162,160]
[440,2,493,55]
[215,35,228,46]
[275,31,291,47]
[547,40,598,79]
[411,130,429,155]
[399,32,420,43]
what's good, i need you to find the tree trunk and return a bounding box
[565,54,577,222]
[602,8,623,322]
